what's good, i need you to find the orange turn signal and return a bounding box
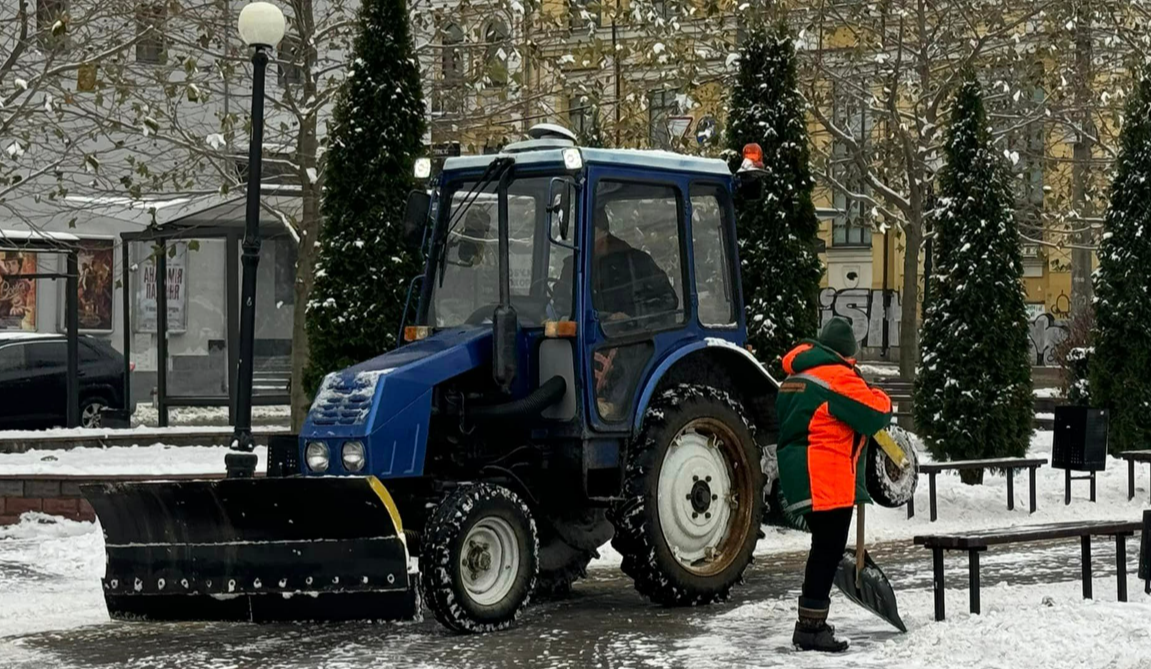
[742,143,764,168]
[544,320,578,338]
[403,326,431,342]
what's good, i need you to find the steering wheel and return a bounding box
[465,303,503,325]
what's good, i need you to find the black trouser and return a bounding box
[799,506,855,610]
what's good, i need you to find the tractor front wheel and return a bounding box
[610,384,764,606]
[420,483,538,633]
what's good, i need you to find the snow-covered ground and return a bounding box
[0,429,1147,668]
[0,444,267,476]
[679,581,1151,669]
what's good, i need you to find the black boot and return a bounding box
[793,603,849,653]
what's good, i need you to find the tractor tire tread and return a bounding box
[609,383,763,607]
[419,483,538,633]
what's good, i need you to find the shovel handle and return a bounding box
[855,503,865,589]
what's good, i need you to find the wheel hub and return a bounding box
[656,426,736,572]
[689,479,712,513]
[459,517,520,606]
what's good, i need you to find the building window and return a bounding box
[441,24,464,83]
[277,35,304,87]
[483,20,510,86]
[135,3,167,64]
[570,0,600,30]
[569,95,595,137]
[235,150,298,185]
[648,90,677,150]
[830,80,873,247]
[37,0,68,48]
[652,0,672,20]
[434,23,464,115]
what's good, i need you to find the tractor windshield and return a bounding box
[427,174,574,328]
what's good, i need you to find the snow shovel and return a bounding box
[832,503,908,633]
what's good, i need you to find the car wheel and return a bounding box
[80,398,108,429]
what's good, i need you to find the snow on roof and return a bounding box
[443,146,732,178]
[0,229,81,244]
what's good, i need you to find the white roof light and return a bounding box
[563,148,583,171]
[413,157,432,180]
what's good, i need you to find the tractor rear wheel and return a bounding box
[610,384,764,606]
[420,483,538,633]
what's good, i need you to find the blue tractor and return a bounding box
[86,125,916,633]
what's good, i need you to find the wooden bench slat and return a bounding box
[914,520,1142,549]
[919,457,1047,473]
[1119,450,1151,463]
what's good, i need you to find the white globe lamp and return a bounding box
[238,2,286,48]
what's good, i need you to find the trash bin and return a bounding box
[1052,406,1108,471]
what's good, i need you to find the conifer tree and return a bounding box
[725,21,823,374]
[1090,75,1151,454]
[304,0,426,392]
[914,74,1034,482]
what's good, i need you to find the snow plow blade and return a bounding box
[833,549,907,633]
[82,476,416,623]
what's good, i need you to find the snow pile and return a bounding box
[0,444,267,476]
[0,514,106,638]
[679,580,1151,669]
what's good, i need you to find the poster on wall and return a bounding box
[76,239,115,332]
[0,252,37,331]
[136,243,187,333]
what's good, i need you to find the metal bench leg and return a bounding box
[1090,471,1096,503]
[1065,469,1071,506]
[929,472,938,522]
[1029,466,1037,514]
[1129,459,1136,501]
[907,494,915,519]
[933,547,946,621]
[1127,458,1137,502]
[1116,534,1127,603]
[1081,535,1092,599]
[969,549,981,615]
[1006,467,1015,511]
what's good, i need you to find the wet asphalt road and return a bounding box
[1,537,1144,669]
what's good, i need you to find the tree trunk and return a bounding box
[290,5,321,433]
[1070,1,1094,321]
[959,468,984,485]
[898,218,923,380]
[290,182,320,432]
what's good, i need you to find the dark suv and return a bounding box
[0,333,132,429]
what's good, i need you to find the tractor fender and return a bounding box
[631,337,780,438]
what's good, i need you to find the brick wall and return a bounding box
[1,477,101,525]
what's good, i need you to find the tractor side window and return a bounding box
[690,184,736,328]
[591,181,685,338]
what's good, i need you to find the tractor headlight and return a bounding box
[342,441,366,472]
[562,147,583,170]
[305,441,330,472]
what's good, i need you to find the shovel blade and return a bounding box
[833,549,907,633]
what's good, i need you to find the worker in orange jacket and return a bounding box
[775,317,893,652]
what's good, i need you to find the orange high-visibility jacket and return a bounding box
[775,342,893,514]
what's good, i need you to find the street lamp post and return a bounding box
[227,1,286,479]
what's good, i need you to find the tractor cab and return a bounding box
[403,125,752,441]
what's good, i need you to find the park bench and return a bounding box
[1119,450,1151,504]
[909,457,1047,521]
[914,519,1143,621]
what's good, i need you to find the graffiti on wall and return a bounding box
[819,288,1069,367]
[1028,313,1069,367]
[819,288,902,349]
